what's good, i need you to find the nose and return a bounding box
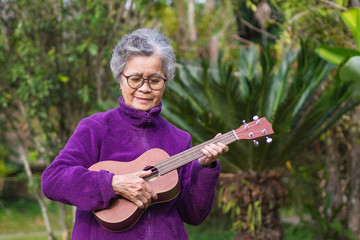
[137,79,151,92]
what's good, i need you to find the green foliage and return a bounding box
[0,197,232,239]
[272,0,351,47]
[340,56,360,99]
[342,7,360,49]
[162,41,359,172]
[301,200,355,240]
[283,148,356,240]
[0,0,172,167]
[316,8,360,100]
[315,46,360,65]
[282,223,317,240]
[316,8,360,63]
[232,201,262,235]
[0,198,59,234]
[0,145,11,177]
[0,2,173,236]
[218,185,241,218]
[231,0,282,45]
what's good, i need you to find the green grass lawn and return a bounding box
[0,197,320,240]
[0,197,234,240]
[0,198,58,234]
[0,198,63,239]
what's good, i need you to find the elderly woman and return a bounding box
[42,28,228,240]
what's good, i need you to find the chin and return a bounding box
[133,104,153,111]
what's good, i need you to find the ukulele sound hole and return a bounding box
[143,165,159,182]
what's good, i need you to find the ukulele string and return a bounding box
[155,132,235,172]
[235,129,267,138]
[155,133,235,175]
[155,132,237,175]
[156,123,262,174]
[156,121,267,175]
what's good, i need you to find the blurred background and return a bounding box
[1,0,360,239]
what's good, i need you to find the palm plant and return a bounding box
[163,41,358,172]
[162,41,359,239]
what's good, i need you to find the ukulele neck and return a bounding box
[154,131,237,175]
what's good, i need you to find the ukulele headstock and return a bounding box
[233,116,274,146]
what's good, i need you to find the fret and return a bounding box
[155,131,238,175]
[155,117,273,175]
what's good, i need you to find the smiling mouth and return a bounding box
[136,97,152,102]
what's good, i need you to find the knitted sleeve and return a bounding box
[175,141,221,225]
[41,118,116,211]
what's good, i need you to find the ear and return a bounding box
[118,77,123,90]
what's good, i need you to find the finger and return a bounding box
[141,191,154,209]
[134,198,145,209]
[134,191,149,208]
[137,170,152,178]
[143,190,153,208]
[144,183,158,200]
[149,189,158,200]
[210,143,223,152]
[214,133,222,138]
[201,147,212,158]
[205,144,221,156]
[216,142,229,152]
[143,191,152,201]
[197,156,207,165]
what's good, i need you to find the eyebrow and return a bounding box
[127,72,164,77]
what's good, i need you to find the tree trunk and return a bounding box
[95,57,104,103]
[349,0,360,7]
[349,142,360,239]
[174,1,187,53]
[325,132,344,220]
[254,1,271,46]
[348,108,360,238]
[205,0,219,68]
[58,203,69,240]
[209,33,219,68]
[17,143,56,240]
[188,0,197,43]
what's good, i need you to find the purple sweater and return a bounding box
[42,97,220,240]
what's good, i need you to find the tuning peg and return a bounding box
[252,116,259,120]
[242,120,250,129]
[266,137,272,143]
[253,140,259,147]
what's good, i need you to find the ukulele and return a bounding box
[89,116,274,232]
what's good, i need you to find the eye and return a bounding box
[149,78,162,83]
[129,76,142,82]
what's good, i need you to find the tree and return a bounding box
[314,7,360,238]
[161,41,359,239]
[0,0,168,238]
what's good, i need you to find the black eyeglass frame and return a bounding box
[121,72,168,91]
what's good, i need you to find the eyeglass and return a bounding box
[121,72,167,90]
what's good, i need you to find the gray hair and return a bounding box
[110,28,176,85]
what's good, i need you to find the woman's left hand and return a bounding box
[198,133,229,167]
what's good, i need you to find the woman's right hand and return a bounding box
[111,170,158,209]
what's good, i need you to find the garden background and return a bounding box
[1,0,360,239]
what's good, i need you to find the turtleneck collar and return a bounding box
[117,96,162,128]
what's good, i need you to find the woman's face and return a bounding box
[120,55,166,111]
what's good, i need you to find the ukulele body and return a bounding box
[89,148,180,232]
